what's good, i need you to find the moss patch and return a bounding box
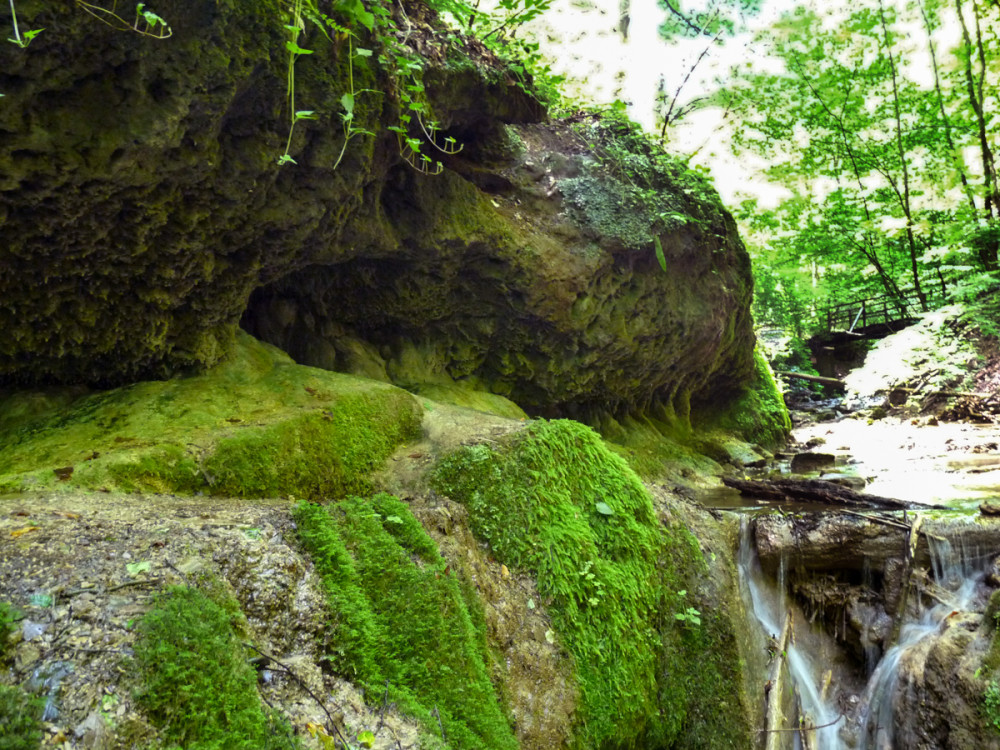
[596,410,721,482]
[431,419,753,749]
[134,586,299,750]
[0,333,422,499]
[411,383,528,420]
[295,495,517,750]
[695,348,791,449]
[0,684,44,750]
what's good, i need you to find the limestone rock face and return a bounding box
[243,118,755,417]
[1,0,754,418]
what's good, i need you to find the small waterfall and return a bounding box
[739,516,989,750]
[738,518,843,750]
[856,530,984,750]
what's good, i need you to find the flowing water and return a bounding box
[856,534,984,750]
[738,518,842,750]
[739,517,988,750]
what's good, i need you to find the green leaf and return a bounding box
[295,110,318,121]
[594,501,615,516]
[357,730,376,748]
[357,9,375,30]
[277,154,297,166]
[355,47,373,57]
[29,593,52,607]
[653,236,666,272]
[285,41,314,55]
[384,515,403,525]
[126,561,152,577]
[340,93,354,114]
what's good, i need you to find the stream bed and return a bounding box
[727,413,1000,749]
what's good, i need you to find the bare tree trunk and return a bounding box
[920,0,978,214]
[956,0,1000,270]
[879,0,928,309]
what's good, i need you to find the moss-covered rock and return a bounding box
[295,495,518,750]
[694,348,791,449]
[0,0,542,387]
[0,333,422,498]
[431,419,755,749]
[134,586,299,750]
[246,115,756,422]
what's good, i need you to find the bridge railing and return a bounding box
[823,293,927,333]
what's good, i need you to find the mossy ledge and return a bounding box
[431,419,754,749]
[295,495,518,750]
[0,333,422,498]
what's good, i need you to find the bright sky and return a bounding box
[519,0,953,208]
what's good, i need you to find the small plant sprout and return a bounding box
[674,590,701,628]
[7,0,43,48]
[74,0,171,38]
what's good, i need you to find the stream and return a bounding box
[729,412,1000,749]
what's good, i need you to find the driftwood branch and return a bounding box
[776,371,846,389]
[722,477,922,510]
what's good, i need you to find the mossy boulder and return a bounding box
[431,419,756,749]
[0,0,541,387]
[694,348,791,449]
[0,333,422,498]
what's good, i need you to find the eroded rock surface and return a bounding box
[1,0,754,424]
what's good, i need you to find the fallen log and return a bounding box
[722,476,921,510]
[893,387,989,398]
[753,513,1000,577]
[776,371,846,389]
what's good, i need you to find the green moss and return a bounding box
[431,419,752,749]
[695,348,791,449]
[411,383,528,420]
[561,112,728,251]
[295,495,517,750]
[0,684,44,750]
[596,410,720,482]
[0,333,422,499]
[133,586,299,750]
[0,602,16,663]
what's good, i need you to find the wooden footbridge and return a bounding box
[803,292,931,381]
[818,293,927,342]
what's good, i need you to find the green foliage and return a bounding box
[0,602,16,662]
[6,0,42,48]
[294,495,517,750]
[561,110,725,252]
[431,419,752,749]
[0,684,44,750]
[658,0,762,39]
[986,680,1000,734]
[133,587,299,750]
[954,272,1000,339]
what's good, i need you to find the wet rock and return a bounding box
[889,614,999,750]
[982,501,1000,518]
[822,473,867,491]
[74,711,113,750]
[790,452,836,473]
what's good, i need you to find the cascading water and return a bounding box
[856,533,984,750]
[738,518,842,750]
[739,517,988,750]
